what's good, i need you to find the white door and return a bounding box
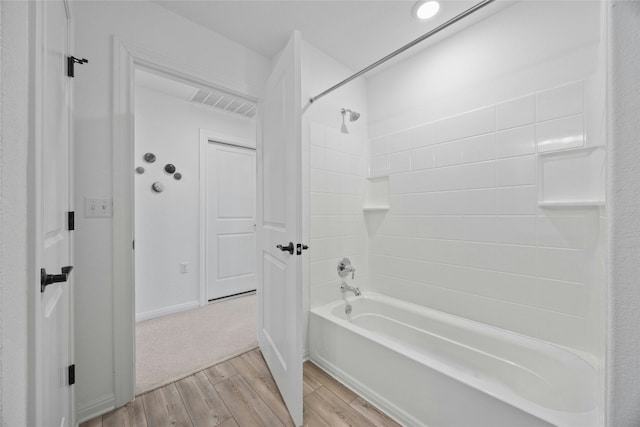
[37,1,73,426]
[206,142,257,301]
[257,31,304,426]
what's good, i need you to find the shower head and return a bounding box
[341,108,360,122]
[340,108,361,134]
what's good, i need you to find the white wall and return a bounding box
[369,1,601,136]
[366,0,605,356]
[0,2,30,425]
[72,1,270,420]
[134,85,254,321]
[607,1,640,425]
[301,41,368,354]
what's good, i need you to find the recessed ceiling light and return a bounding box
[413,1,441,20]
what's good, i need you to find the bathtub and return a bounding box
[309,293,598,427]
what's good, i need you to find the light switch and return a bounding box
[84,197,113,218]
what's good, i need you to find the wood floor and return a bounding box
[81,349,401,427]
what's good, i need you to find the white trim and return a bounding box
[135,301,200,323]
[75,393,116,425]
[112,37,260,409]
[199,132,207,307]
[32,2,45,424]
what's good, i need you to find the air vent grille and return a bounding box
[190,88,256,118]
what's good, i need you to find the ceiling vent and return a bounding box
[190,88,256,118]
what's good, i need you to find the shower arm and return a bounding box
[308,0,495,105]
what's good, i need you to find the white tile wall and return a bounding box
[496,95,535,131]
[495,125,536,158]
[536,114,585,152]
[310,122,367,308]
[367,80,601,353]
[536,81,584,122]
[388,130,411,153]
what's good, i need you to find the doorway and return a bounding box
[133,67,258,394]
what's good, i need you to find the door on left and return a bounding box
[37,1,73,426]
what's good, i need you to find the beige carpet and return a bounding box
[136,294,258,395]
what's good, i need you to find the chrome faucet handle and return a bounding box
[337,257,355,279]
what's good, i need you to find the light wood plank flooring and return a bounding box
[81,349,401,427]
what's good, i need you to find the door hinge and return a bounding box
[68,211,75,231]
[67,56,88,78]
[68,364,75,385]
[296,243,309,255]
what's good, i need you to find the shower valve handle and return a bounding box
[337,258,356,279]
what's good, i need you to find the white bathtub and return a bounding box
[309,293,598,427]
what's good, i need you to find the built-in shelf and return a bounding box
[368,173,389,179]
[539,201,604,207]
[363,206,390,212]
[537,145,605,207]
[364,176,389,213]
[537,145,600,158]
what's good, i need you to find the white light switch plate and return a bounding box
[84,197,113,218]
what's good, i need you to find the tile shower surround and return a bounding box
[368,81,602,353]
[309,124,368,309]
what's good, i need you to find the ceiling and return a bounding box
[154,0,498,73]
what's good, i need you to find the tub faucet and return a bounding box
[337,258,356,279]
[341,281,361,297]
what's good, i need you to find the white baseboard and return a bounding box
[135,300,199,323]
[76,393,115,425]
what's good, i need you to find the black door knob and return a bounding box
[41,266,73,293]
[276,242,295,255]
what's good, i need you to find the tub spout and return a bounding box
[341,281,361,296]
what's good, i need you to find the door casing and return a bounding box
[111,38,262,407]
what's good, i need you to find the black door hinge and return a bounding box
[68,364,75,385]
[67,56,88,77]
[68,211,75,231]
[296,243,309,255]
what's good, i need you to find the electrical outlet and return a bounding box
[180,263,189,274]
[84,197,113,218]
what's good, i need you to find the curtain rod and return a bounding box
[308,0,495,105]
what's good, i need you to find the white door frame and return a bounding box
[198,129,256,306]
[112,38,261,406]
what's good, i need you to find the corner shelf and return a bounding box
[363,176,389,213]
[363,206,390,212]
